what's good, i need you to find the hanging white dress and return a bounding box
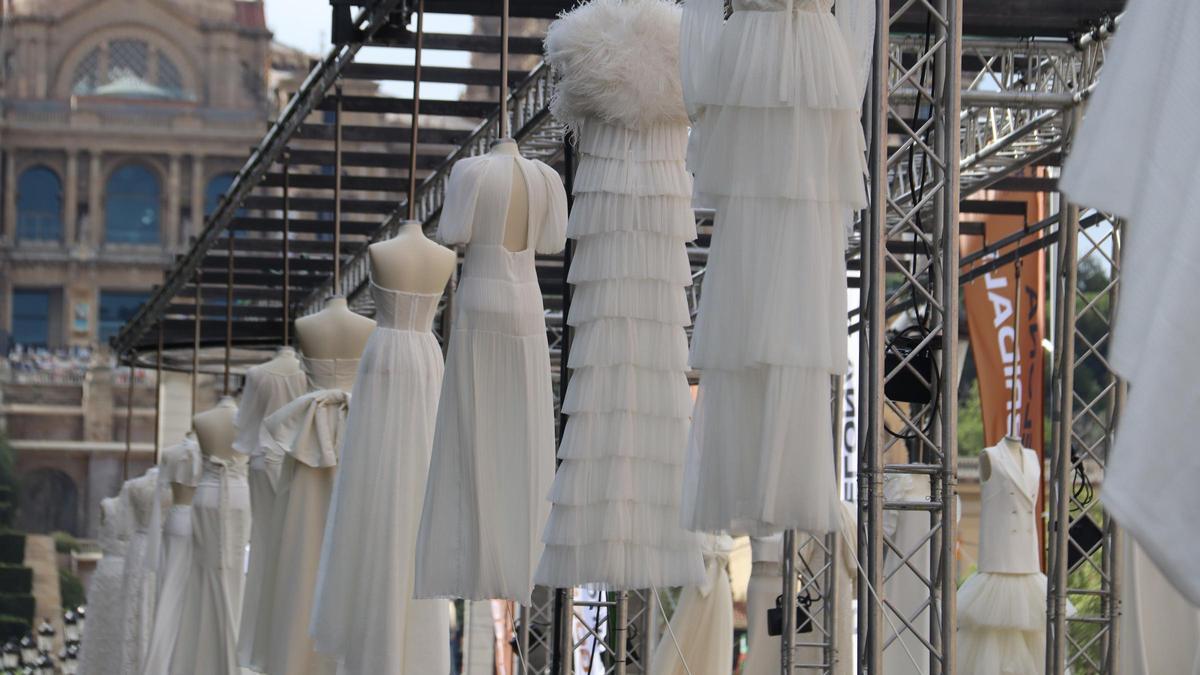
[535,0,705,591]
[119,469,171,674]
[169,453,252,675]
[1119,537,1200,675]
[77,494,130,675]
[235,348,307,669]
[309,281,451,674]
[1058,0,1200,606]
[143,436,201,675]
[254,356,355,675]
[957,442,1046,675]
[647,534,733,675]
[415,148,568,604]
[679,0,871,537]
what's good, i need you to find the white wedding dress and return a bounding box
[679,0,871,536]
[535,0,704,591]
[255,356,355,675]
[309,280,451,674]
[647,534,733,675]
[78,494,129,675]
[957,442,1047,675]
[169,453,251,675]
[119,469,170,674]
[415,148,568,604]
[234,347,306,669]
[143,435,201,675]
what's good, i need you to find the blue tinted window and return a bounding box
[11,290,51,347]
[17,166,63,241]
[98,291,149,341]
[105,164,160,243]
[205,173,236,218]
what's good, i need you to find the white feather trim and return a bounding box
[545,0,688,132]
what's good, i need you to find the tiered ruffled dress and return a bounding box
[957,443,1047,675]
[143,435,201,675]
[681,0,868,536]
[535,0,704,590]
[415,149,568,604]
[254,356,356,675]
[119,469,170,673]
[310,281,451,674]
[233,349,306,669]
[78,495,129,675]
[169,453,251,675]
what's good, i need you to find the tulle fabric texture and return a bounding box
[141,505,193,675]
[169,457,251,675]
[681,0,867,537]
[416,151,567,604]
[309,283,451,674]
[957,572,1048,675]
[77,497,128,675]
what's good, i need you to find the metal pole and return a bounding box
[781,530,797,672]
[407,0,424,221]
[1105,222,1126,673]
[499,0,510,138]
[826,376,845,673]
[154,321,163,464]
[282,154,291,345]
[123,352,135,480]
[611,592,628,675]
[192,268,201,418]
[224,228,234,396]
[333,84,343,295]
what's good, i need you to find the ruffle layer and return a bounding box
[567,231,694,285]
[576,120,690,161]
[543,501,695,546]
[567,192,697,240]
[958,572,1048,632]
[547,455,683,506]
[692,106,867,203]
[569,279,692,326]
[560,412,691,463]
[713,5,860,110]
[957,626,1045,675]
[563,364,693,417]
[573,155,693,197]
[570,318,690,370]
[535,541,706,591]
[682,365,840,536]
[690,198,848,371]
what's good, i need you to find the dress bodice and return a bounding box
[733,0,832,13]
[978,443,1041,574]
[371,282,440,333]
[199,453,250,484]
[301,356,360,393]
[126,470,168,533]
[98,496,129,556]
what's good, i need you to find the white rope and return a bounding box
[506,601,532,675]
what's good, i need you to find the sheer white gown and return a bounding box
[143,436,201,675]
[169,454,251,675]
[255,356,356,675]
[234,348,306,669]
[119,469,170,674]
[309,281,451,674]
[680,0,871,536]
[78,495,129,675]
[536,0,704,591]
[415,149,568,604]
[647,534,733,675]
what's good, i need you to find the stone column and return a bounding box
[3,150,16,243]
[166,154,181,250]
[87,150,103,249]
[190,155,205,239]
[64,150,78,245]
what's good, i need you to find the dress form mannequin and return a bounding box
[295,297,375,360]
[368,220,457,293]
[193,396,238,461]
[980,434,1025,481]
[491,138,531,252]
[261,344,301,372]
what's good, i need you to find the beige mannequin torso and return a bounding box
[368,221,457,293]
[193,397,239,462]
[294,297,375,360]
[980,436,1025,481]
[492,138,531,252]
[171,482,195,506]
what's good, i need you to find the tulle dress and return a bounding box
[77,495,129,675]
[309,281,451,674]
[119,469,171,673]
[142,436,202,675]
[535,0,704,591]
[646,534,733,675]
[254,356,356,675]
[957,442,1047,675]
[415,149,568,604]
[169,453,251,675]
[679,0,869,536]
[234,348,307,668]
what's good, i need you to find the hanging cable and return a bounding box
[224,227,234,396]
[192,267,201,418]
[333,83,343,296]
[282,153,291,345]
[407,0,424,221]
[154,320,163,465]
[123,351,135,481]
[499,0,510,139]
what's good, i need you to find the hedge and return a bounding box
[0,534,23,565]
[0,594,34,622]
[0,614,29,641]
[0,565,31,595]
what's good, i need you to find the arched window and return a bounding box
[205,173,236,218]
[71,39,189,100]
[16,166,63,241]
[105,164,160,244]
